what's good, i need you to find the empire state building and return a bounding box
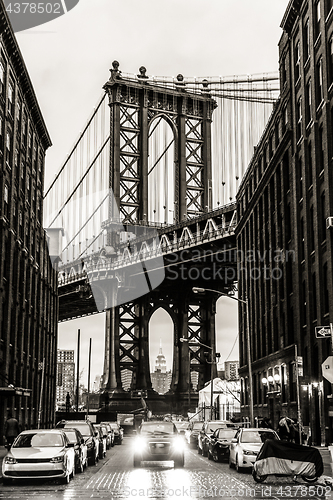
[151,341,172,394]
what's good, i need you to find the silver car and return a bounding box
[229,427,280,472]
[2,429,75,485]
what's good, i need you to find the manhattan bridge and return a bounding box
[44,62,279,413]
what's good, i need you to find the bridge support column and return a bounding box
[103,281,123,392]
[135,298,152,391]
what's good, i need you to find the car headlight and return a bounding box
[86,438,93,449]
[243,449,256,456]
[4,456,17,464]
[172,436,185,451]
[50,455,65,463]
[133,436,147,450]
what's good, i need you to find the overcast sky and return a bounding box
[15,0,288,389]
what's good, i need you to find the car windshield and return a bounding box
[217,429,237,439]
[14,433,64,448]
[192,422,203,430]
[140,423,176,435]
[63,430,77,443]
[64,423,91,437]
[240,430,277,443]
[207,423,228,433]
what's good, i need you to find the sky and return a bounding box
[14,0,289,388]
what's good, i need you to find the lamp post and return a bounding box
[180,337,220,420]
[192,286,254,427]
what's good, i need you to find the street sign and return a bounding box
[315,326,331,339]
[322,356,333,383]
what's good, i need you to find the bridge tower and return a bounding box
[101,62,219,411]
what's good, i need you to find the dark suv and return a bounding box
[56,420,99,465]
[198,420,234,457]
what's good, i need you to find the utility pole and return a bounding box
[76,329,80,412]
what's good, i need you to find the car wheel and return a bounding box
[89,452,96,466]
[133,455,141,467]
[252,469,267,483]
[2,477,12,486]
[174,456,184,468]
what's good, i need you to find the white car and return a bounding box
[2,429,76,485]
[229,427,279,472]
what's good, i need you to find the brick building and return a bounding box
[236,0,333,444]
[0,0,57,440]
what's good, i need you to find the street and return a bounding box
[0,437,332,499]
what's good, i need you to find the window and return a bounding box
[6,130,12,167]
[326,0,333,14]
[0,114,3,154]
[304,20,310,62]
[282,106,288,134]
[297,96,302,139]
[275,121,279,147]
[329,37,333,85]
[295,41,301,82]
[306,79,312,124]
[0,60,5,97]
[308,141,313,186]
[7,78,14,116]
[4,183,9,218]
[281,56,287,87]
[321,191,326,241]
[323,263,329,313]
[318,125,324,172]
[298,156,303,199]
[315,1,321,40]
[316,58,324,105]
[300,217,305,260]
[16,99,21,131]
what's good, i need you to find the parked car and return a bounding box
[185,421,204,448]
[95,424,107,458]
[198,420,234,456]
[174,421,189,435]
[100,422,114,448]
[229,427,280,472]
[62,427,88,473]
[109,422,123,444]
[207,427,238,462]
[2,429,75,485]
[133,421,185,468]
[56,419,99,465]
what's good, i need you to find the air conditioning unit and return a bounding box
[326,217,333,229]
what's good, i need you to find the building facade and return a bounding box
[236,0,333,445]
[224,361,240,381]
[56,350,75,409]
[0,1,57,440]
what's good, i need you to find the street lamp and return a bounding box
[180,338,220,420]
[192,286,254,427]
